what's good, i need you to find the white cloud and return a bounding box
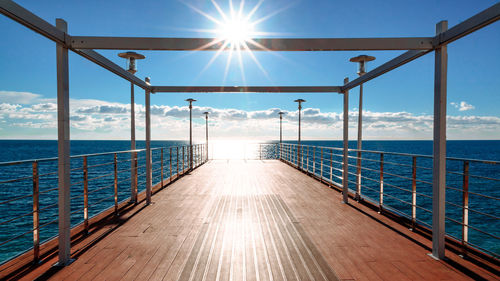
[0,91,42,104]
[451,101,475,111]
[0,93,499,140]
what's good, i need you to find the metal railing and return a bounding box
[279,143,500,259]
[0,143,206,265]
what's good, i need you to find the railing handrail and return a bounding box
[0,144,208,167]
[280,143,500,165]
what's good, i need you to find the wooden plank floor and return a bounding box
[46,160,489,281]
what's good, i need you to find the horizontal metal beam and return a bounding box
[70,37,434,51]
[151,86,342,93]
[435,2,500,47]
[0,0,66,44]
[342,50,430,92]
[74,49,149,90]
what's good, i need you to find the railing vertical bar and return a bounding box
[313,146,316,175]
[320,148,323,182]
[114,153,118,215]
[134,152,138,202]
[170,147,172,182]
[356,150,362,201]
[182,146,185,174]
[32,161,39,262]
[161,148,164,187]
[379,153,384,213]
[462,160,469,256]
[411,156,417,230]
[330,148,333,183]
[83,156,89,232]
[307,146,309,173]
[176,147,179,176]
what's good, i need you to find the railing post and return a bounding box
[320,148,323,182]
[462,160,469,256]
[356,150,362,201]
[330,149,333,183]
[411,156,417,230]
[295,145,298,167]
[182,146,185,174]
[306,146,309,173]
[313,146,316,175]
[161,148,164,187]
[169,147,172,182]
[83,156,89,232]
[379,153,384,213]
[114,153,118,215]
[133,152,138,203]
[176,147,179,176]
[32,161,39,263]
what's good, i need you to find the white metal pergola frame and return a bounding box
[1,0,499,265]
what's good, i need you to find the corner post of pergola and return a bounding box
[431,20,448,260]
[342,77,349,204]
[145,78,152,205]
[55,18,71,266]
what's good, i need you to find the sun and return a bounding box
[181,0,292,83]
[217,16,255,45]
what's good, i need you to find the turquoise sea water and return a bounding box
[0,140,498,264]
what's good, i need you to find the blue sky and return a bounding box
[0,0,499,140]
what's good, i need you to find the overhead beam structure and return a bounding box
[152,86,342,93]
[70,37,433,51]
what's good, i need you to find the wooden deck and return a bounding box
[39,160,496,280]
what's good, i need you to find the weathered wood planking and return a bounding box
[40,160,497,280]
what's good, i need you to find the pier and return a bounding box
[0,0,499,280]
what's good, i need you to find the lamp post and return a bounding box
[350,54,376,200]
[118,51,145,203]
[186,98,197,171]
[203,112,209,161]
[278,111,285,160]
[294,99,305,168]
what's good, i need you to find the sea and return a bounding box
[0,140,498,264]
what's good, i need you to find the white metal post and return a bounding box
[342,77,349,203]
[130,82,137,203]
[145,79,152,205]
[432,20,448,260]
[56,18,71,266]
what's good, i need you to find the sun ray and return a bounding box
[245,0,264,21]
[181,1,223,25]
[211,0,229,22]
[198,41,232,76]
[251,0,297,26]
[235,43,247,85]
[241,41,271,81]
[237,0,245,18]
[223,43,236,84]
